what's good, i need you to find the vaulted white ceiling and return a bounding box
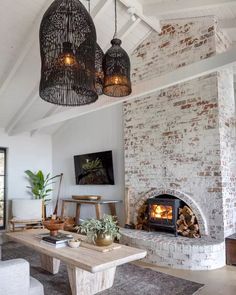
[0,0,236,136]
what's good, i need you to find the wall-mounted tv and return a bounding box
[74,151,115,185]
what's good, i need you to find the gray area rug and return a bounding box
[2,242,204,295]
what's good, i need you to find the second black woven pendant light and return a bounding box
[103,0,132,97]
[87,0,104,96]
[39,0,98,106]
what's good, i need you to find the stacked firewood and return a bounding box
[176,206,200,238]
[136,203,148,230]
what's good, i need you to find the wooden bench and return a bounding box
[9,219,44,231]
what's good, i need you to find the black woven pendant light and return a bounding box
[95,44,104,95]
[103,0,132,97]
[86,0,104,96]
[39,0,98,106]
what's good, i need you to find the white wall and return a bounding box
[0,128,52,200]
[52,104,125,223]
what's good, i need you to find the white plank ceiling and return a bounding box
[0,0,236,135]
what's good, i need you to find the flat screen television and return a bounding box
[74,151,115,185]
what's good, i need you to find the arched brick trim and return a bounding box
[135,188,208,236]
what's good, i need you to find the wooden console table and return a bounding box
[61,198,122,224]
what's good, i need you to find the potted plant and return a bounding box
[25,170,60,201]
[25,170,62,218]
[79,215,121,246]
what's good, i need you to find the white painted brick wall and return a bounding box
[121,16,234,270]
[124,16,234,240]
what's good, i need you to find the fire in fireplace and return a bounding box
[147,195,181,236]
[136,194,200,238]
[150,204,173,220]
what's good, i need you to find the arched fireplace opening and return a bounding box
[137,194,200,238]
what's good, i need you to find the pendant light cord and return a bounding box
[113,0,118,38]
[88,0,117,39]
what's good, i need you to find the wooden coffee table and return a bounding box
[6,229,146,295]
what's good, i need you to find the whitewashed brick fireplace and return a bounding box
[120,16,236,270]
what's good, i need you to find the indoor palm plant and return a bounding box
[79,215,121,246]
[25,170,60,201]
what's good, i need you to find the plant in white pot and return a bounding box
[79,215,121,246]
[25,170,62,218]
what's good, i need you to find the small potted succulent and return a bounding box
[79,215,121,246]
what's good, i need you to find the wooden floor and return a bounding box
[135,261,236,295]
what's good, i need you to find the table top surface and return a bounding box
[6,229,146,273]
[62,199,123,204]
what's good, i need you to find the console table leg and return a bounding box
[95,204,102,219]
[75,204,81,225]
[108,203,117,217]
[67,265,116,295]
[40,254,60,274]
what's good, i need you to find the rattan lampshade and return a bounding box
[103,38,131,97]
[103,0,132,97]
[39,0,98,106]
[95,44,104,96]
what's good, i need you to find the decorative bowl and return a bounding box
[43,219,65,236]
[68,239,81,248]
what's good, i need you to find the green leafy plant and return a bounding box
[79,215,121,242]
[25,170,60,201]
[82,158,103,171]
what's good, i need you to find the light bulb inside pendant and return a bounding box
[59,42,77,67]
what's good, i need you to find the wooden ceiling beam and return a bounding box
[118,18,142,40]
[143,0,236,16]
[91,0,112,19]
[5,84,39,135]
[104,17,142,52]
[10,47,236,135]
[118,0,161,32]
[30,105,61,136]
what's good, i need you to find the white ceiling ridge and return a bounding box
[30,105,61,136]
[0,0,51,100]
[10,47,236,136]
[5,83,40,135]
[143,0,236,16]
[118,0,161,32]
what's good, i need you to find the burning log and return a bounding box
[177,206,200,238]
